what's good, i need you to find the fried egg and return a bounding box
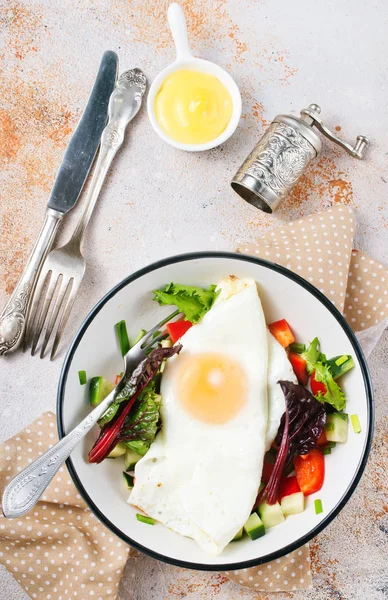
[215,277,296,449]
[130,278,269,554]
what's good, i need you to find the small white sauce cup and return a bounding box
[147,3,242,152]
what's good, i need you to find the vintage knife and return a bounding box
[0,51,118,355]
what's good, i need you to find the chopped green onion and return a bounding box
[351,414,362,434]
[325,422,335,432]
[136,513,155,525]
[289,342,306,354]
[322,447,331,455]
[335,355,348,367]
[152,330,161,339]
[119,371,124,378]
[123,472,134,489]
[325,441,336,449]
[337,412,348,421]
[314,499,323,515]
[78,370,87,385]
[133,329,147,345]
[115,320,130,356]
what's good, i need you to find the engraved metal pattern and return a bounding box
[117,68,147,94]
[243,122,316,200]
[2,411,100,518]
[0,283,31,355]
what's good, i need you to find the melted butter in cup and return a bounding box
[154,69,233,145]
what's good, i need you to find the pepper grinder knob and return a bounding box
[300,104,369,159]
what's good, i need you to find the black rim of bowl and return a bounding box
[57,251,374,571]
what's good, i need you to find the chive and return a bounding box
[133,328,147,345]
[322,447,331,455]
[351,414,362,434]
[123,472,134,489]
[325,422,335,432]
[136,513,155,525]
[78,370,87,385]
[335,355,348,367]
[325,441,336,449]
[314,499,323,515]
[115,320,130,356]
[337,412,348,421]
[289,342,306,354]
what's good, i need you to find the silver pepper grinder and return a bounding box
[231,103,369,213]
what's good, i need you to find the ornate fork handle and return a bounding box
[70,68,147,246]
[2,388,116,518]
[0,209,63,355]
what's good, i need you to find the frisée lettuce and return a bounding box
[153,283,219,323]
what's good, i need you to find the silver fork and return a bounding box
[25,68,147,360]
[2,309,181,518]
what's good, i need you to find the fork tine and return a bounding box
[40,278,71,359]
[23,269,50,351]
[138,309,181,348]
[30,272,59,356]
[142,331,170,352]
[49,279,77,361]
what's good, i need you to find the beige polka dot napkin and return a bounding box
[225,203,388,593]
[0,411,130,600]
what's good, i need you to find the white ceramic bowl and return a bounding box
[57,252,373,571]
[147,4,242,152]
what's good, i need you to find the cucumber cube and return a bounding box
[243,513,265,540]
[232,527,244,541]
[107,442,126,458]
[124,449,142,471]
[258,501,285,529]
[89,376,114,407]
[122,471,134,489]
[280,492,305,516]
[325,413,348,443]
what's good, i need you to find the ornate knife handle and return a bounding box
[2,387,117,518]
[0,209,63,356]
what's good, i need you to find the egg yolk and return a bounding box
[175,353,247,424]
[154,70,233,145]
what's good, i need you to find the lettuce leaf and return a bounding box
[301,337,321,374]
[89,345,181,463]
[263,381,326,505]
[313,362,346,411]
[153,283,219,323]
[118,383,161,455]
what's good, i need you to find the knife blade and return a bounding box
[0,51,119,355]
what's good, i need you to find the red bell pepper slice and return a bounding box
[166,320,193,343]
[279,475,300,500]
[288,352,308,385]
[268,319,295,348]
[294,448,325,496]
[310,370,327,397]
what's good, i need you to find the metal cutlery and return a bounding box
[25,68,147,360]
[2,310,180,518]
[0,51,119,356]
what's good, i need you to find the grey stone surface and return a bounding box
[1,0,387,598]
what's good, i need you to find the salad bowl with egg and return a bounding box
[57,252,373,569]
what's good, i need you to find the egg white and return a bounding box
[130,280,269,554]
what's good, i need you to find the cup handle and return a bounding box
[167,3,193,59]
